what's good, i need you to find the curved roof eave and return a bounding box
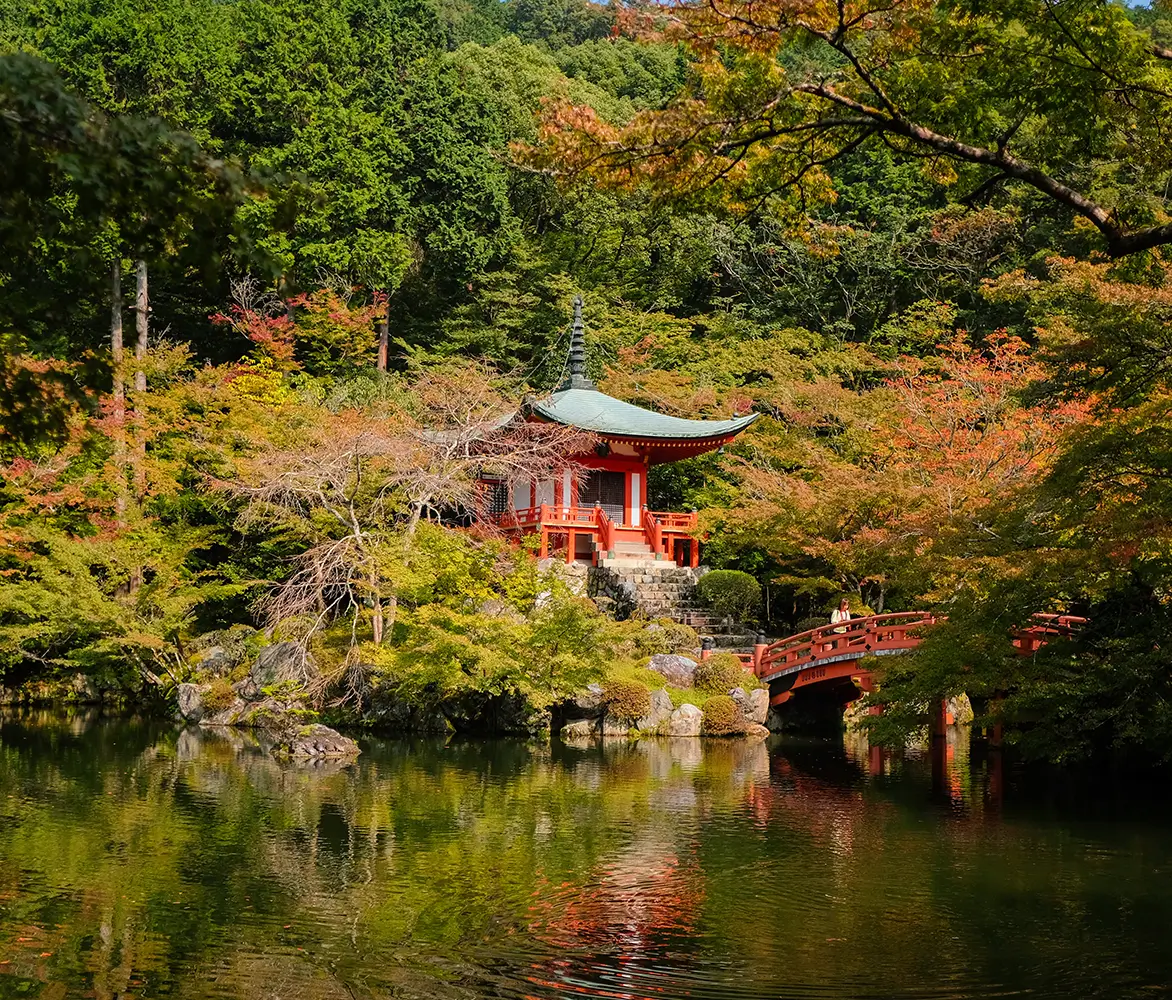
[526,388,759,441]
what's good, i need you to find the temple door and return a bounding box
[579,470,625,524]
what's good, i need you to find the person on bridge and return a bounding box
[830,598,851,634]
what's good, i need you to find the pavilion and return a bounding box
[491,298,758,566]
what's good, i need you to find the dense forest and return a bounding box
[2,0,1172,762]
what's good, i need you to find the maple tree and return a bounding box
[714,328,1089,611]
[525,0,1172,257]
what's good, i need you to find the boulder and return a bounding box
[732,687,769,726]
[667,703,703,737]
[235,642,315,702]
[561,719,598,741]
[637,687,674,733]
[600,716,634,737]
[564,683,606,720]
[187,625,256,676]
[741,723,770,741]
[271,724,360,759]
[177,683,206,722]
[193,646,234,676]
[948,693,975,725]
[647,654,698,688]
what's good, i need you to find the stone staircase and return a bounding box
[588,541,757,646]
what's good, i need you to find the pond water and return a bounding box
[2,713,1171,1000]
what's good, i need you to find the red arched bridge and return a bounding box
[714,612,1086,709]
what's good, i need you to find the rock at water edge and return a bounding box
[637,688,674,733]
[741,723,770,741]
[565,684,606,720]
[667,703,703,737]
[732,687,769,726]
[561,719,598,741]
[271,724,360,759]
[177,682,205,722]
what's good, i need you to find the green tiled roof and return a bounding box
[527,387,759,440]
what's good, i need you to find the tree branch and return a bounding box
[794,82,1170,257]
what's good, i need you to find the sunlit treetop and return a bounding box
[522,0,1172,256]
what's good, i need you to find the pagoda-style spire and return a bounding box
[560,296,595,391]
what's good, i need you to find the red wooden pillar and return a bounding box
[930,697,948,739]
[566,529,575,564]
[752,632,768,674]
[689,538,700,568]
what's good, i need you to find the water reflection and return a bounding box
[1,711,1171,999]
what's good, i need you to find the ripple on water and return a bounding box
[2,717,1172,1000]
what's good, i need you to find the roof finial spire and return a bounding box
[560,295,595,391]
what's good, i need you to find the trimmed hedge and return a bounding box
[604,680,651,723]
[702,695,742,735]
[694,652,749,694]
[696,570,761,621]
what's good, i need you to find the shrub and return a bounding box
[654,619,700,653]
[702,695,742,735]
[795,616,827,635]
[202,678,237,714]
[694,653,750,694]
[696,570,761,621]
[604,680,651,723]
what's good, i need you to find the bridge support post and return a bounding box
[930,697,948,740]
[753,633,768,672]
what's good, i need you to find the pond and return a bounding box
[1,712,1171,999]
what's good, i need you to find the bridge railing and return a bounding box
[748,610,1087,680]
[754,612,938,680]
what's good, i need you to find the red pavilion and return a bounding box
[491,298,758,567]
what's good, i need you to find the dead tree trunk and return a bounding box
[128,260,149,593]
[111,262,126,520]
[133,260,148,392]
[377,297,390,371]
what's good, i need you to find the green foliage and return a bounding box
[696,570,762,622]
[702,695,741,736]
[0,0,1170,766]
[693,653,749,695]
[794,616,828,635]
[603,679,650,724]
[202,678,236,714]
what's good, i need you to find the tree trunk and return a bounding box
[128,260,149,594]
[377,297,390,371]
[111,262,124,424]
[111,262,126,520]
[369,568,384,644]
[133,259,148,392]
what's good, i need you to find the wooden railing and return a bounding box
[491,503,697,565]
[754,612,937,680]
[648,510,698,531]
[643,509,662,555]
[714,611,1087,682]
[595,505,615,554]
